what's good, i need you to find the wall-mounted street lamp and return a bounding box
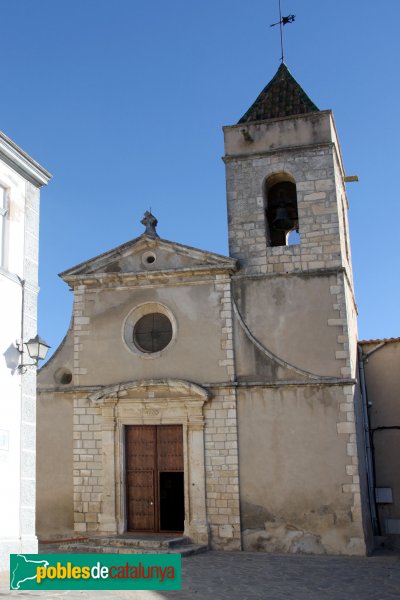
[17,334,51,372]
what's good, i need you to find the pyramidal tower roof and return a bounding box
[238,63,319,123]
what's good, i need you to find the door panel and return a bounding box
[126,470,155,531]
[125,425,183,532]
[126,426,156,531]
[126,425,156,470]
[157,425,184,472]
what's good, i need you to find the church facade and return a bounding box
[37,65,372,554]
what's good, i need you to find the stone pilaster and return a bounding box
[204,387,241,550]
[73,396,103,533]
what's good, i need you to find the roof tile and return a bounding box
[359,337,400,345]
[238,63,319,123]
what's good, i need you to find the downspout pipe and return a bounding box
[358,344,379,535]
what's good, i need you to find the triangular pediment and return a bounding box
[59,234,237,284]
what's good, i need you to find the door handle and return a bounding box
[150,501,153,506]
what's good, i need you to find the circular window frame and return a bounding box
[123,302,177,359]
[141,251,157,269]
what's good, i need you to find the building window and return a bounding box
[133,313,173,353]
[123,302,177,358]
[265,176,299,247]
[0,185,8,267]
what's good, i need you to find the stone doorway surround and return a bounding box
[83,379,211,545]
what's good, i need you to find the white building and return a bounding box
[0,131,51,572]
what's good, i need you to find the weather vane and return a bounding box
[270,0,295,64]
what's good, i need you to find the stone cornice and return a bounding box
[38,377,356,395]
[87,378,212,404]
[223,109,333,132]
[62,264,237,289]
[234,378,356,388]
[0,131,52,187]
[222,141,334,163]
[232,266,343,281]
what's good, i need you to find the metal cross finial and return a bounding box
[270,0,295,64]
[141,211,159,238]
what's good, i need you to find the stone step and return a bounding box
[84,535,189,550]
[59,542,208,557]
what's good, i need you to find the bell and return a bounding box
[272,206,292,231]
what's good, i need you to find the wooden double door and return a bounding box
[125,425,184,533]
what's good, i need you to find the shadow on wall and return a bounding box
[3,343,20,371]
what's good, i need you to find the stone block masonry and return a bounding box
[336,384,366,553]
[225,145,352,278]
[204,387,241,550]
[72,385,242,550]
[72,286,90,383]
[215,275,235,382]
[73,396,103,533]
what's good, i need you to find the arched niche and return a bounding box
[264,172,299,247]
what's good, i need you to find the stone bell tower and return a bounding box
[224,63,353,283]
[223,64,371,554]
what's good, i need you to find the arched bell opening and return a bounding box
[264,174,299,247]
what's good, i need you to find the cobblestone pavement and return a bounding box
[1,551,400,600]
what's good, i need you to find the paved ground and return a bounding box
[1,550,400,599]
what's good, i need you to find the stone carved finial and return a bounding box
[141,211,159,238]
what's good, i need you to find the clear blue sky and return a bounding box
[1,1,399,357]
